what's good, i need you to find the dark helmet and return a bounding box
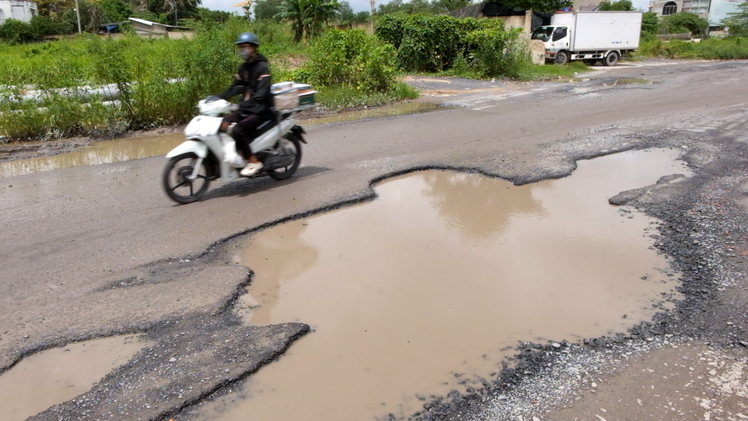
[235,32,259,46]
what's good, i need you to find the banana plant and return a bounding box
[276,0,340,41]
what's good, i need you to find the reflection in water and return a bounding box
[0,133,185,178]
[422,171,544,243]
[236,222,319,325]
[191,149,691,421]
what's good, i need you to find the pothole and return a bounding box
[187,148,690,421]
[305,102,441,126]
[0,133,185,178]
[604,78,655,86]
[0,334,151,421]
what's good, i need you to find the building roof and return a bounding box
[128,17,190,30]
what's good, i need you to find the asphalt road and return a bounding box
[2,59,748,420]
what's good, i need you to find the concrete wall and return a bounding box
[494,10,534,39]
[0,0,37,24]
[529,39,546,64]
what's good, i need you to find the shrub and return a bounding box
[376,14,475,72]
[375,14,527,78]
[0,19,36,44]
[660,12,709,37]
[463,20,524,78]
[299,29,398,92]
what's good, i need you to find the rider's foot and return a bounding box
[240,162,263,177]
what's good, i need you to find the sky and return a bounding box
[199,0,654,16]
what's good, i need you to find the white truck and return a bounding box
[531,11,643,66]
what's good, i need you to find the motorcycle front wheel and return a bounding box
[162,153,210,204]
[270,133,303,181]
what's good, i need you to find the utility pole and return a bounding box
[74,0,82,34]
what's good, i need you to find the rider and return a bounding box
[218,32,274,177]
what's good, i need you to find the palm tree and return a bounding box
[277,0,340,41]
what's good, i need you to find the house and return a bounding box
[649,0,741,27]
[128,17,193,39]
[0,0,38,24]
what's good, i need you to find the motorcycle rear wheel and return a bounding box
[162,153,210,204]
[270,133,303,180]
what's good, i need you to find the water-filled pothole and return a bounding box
[0,334,150,421]
[189,148,690,421]
[306,102,440,125]
[0,133,185,178]
[605,78,654,86]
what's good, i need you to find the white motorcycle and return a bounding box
[162,96,312,204]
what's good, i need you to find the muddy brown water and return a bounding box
[0,103,440,178]
[188,149,690,421]
[0,334,150,421]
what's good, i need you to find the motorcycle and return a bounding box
[162,96,312,204]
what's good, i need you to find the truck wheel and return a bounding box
[603,51,620,66]
[554,51,569,65]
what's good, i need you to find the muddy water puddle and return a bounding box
[304,102,441,126]
[0,334,150,421]
[189,148,690,421]
[605,78,655,86]
[0,102,440,178]
[0,133,185,178]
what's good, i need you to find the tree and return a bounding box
[432,0,472,13]
[36,0,75,17]
[352,10,370,22]
[277,0,340,41]
[254,0,284,20]
[598,0,632,11]
[498,0,572,13]
[374,0,436,15]
[336,0,355,24]
[99,0,134,22]
[162,0,200,25]
[661,11,708,36]
[196,7,233,22]
[721,1,748,34]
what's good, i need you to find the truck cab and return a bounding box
[531,26,570,64]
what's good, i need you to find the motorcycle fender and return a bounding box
[166,140,208,159]
[291,125,307,143]
[184,115,223,138]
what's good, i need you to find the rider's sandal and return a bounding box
[240,162,264,177]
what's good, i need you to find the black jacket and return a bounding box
[218,54,273,116]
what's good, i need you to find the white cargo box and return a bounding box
[271,81,316,110]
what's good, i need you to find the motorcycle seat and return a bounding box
[247,117,278,141]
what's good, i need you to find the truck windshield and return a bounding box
[531,27,554,42]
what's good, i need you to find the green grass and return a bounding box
[0,21,413,141]
[436,60,591,81]
[317,81,419,109]
[634,36,748,60]
[514,61,591,81]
